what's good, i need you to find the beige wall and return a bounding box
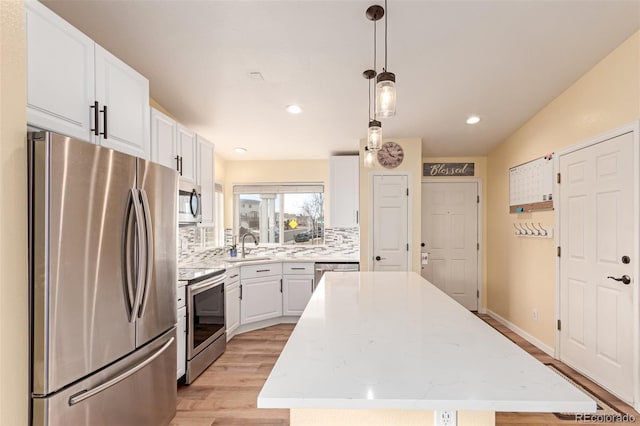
[422,156,488,308]
[223,160,329,229]
[486,31,640,348]
[0,0,28,424]
[214,153,226,183]
[359,138,422,273]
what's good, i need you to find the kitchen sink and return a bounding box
[225,256,271,263]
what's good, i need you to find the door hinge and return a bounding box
[406,243,409,251]
[477,242,480,250]
[406,188,409,196]
[477,290,479,298]
[557,173,561,184]
[557,246,561,257]
[477,195,480,204]
[557,319,561,331]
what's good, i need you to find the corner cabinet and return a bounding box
[197,135,215,226]
[26,0,150,159]
[329,155,360,228]
[240,264,283,325]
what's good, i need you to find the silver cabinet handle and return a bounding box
[69,337,174,406]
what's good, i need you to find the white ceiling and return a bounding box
[43,0,640,160]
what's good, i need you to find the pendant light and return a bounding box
[363,147,375,168]
[376,0,396,118]
[365,5,384,153]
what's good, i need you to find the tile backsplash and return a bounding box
[178,226,359,266]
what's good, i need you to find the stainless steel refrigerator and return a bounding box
[28,131,178,426]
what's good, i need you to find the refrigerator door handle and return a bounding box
[122,190,137,321]
[68,336,175,406]
[131,188,147,316]
[137,189,154,318]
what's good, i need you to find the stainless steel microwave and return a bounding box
[178,181,201,223]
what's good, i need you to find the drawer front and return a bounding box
[282,262,314,275]
[176,285,186,309]
[241,262,282,279]
[227,268,240,285]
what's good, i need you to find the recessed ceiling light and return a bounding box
[466,115,481,125]
[286,105,303,114]
[234,147,247,153]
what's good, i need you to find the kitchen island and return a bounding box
[258,271,595,426]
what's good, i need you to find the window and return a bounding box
[200,183,225,248]
[234,184,324,245]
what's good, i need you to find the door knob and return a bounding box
[375,256,386,261]
[607,275,631,285]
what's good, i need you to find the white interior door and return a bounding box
[559,131,634,403]
[372,174,409,271]
[421,182,479,310]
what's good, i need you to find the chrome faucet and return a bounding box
[241,232,258,258]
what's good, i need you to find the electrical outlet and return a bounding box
[532,309,538,321]
[434,410,457,426]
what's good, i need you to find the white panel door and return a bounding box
[177,125,197,185]
[95,44,150,159]
[150,108,178,171]
[372,175,409,271]
[421,182,479,310]
[559,131,634,402]
[25,0,96,142]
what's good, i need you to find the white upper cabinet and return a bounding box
[177,125,197,185]
[95,45,150,159]
[150,108,178,171]
[25,0,95,142]
[330,155,360,228]
[197,135,215,226]
[26,1,150,159]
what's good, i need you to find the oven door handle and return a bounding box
[188,276,226,294]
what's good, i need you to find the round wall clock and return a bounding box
[377,141,404,169]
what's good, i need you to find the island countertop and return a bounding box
[257,271,595,413]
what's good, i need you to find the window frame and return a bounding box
[233,183,325,246]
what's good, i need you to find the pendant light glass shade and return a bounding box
[364,148,375,168]
[367,120,382,151]
[376,72,396,118]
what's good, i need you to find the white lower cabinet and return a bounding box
[225,268,240,340]
[240,274,283,325]
[282,262,314,316]
[176,305,187,380]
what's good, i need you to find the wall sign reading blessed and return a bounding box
[423,162,475,177]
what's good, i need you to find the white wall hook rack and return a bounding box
[513,222,553,238]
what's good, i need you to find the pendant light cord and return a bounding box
[384,0,388,72]
[373,17,377,115]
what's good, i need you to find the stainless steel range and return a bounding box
[179,267,227,384]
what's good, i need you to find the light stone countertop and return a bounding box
[182,254,360,270]
[257,271,596,413]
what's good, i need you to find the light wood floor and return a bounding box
[171,318,639,426]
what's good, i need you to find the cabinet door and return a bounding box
[151,108,178,171]
[177,125,197,184]
[197,135,215,226]
[283,276,313,316]
[26,0,95,142]
[177,306,187,379]
[95,44,150,159]
[330,156,360,227]
[225,283,240,340]
[240,277,283,325]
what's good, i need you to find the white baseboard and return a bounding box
[485,309,555,357]
[234,316,298,337]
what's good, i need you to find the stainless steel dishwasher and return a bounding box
[314,262,360,290]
